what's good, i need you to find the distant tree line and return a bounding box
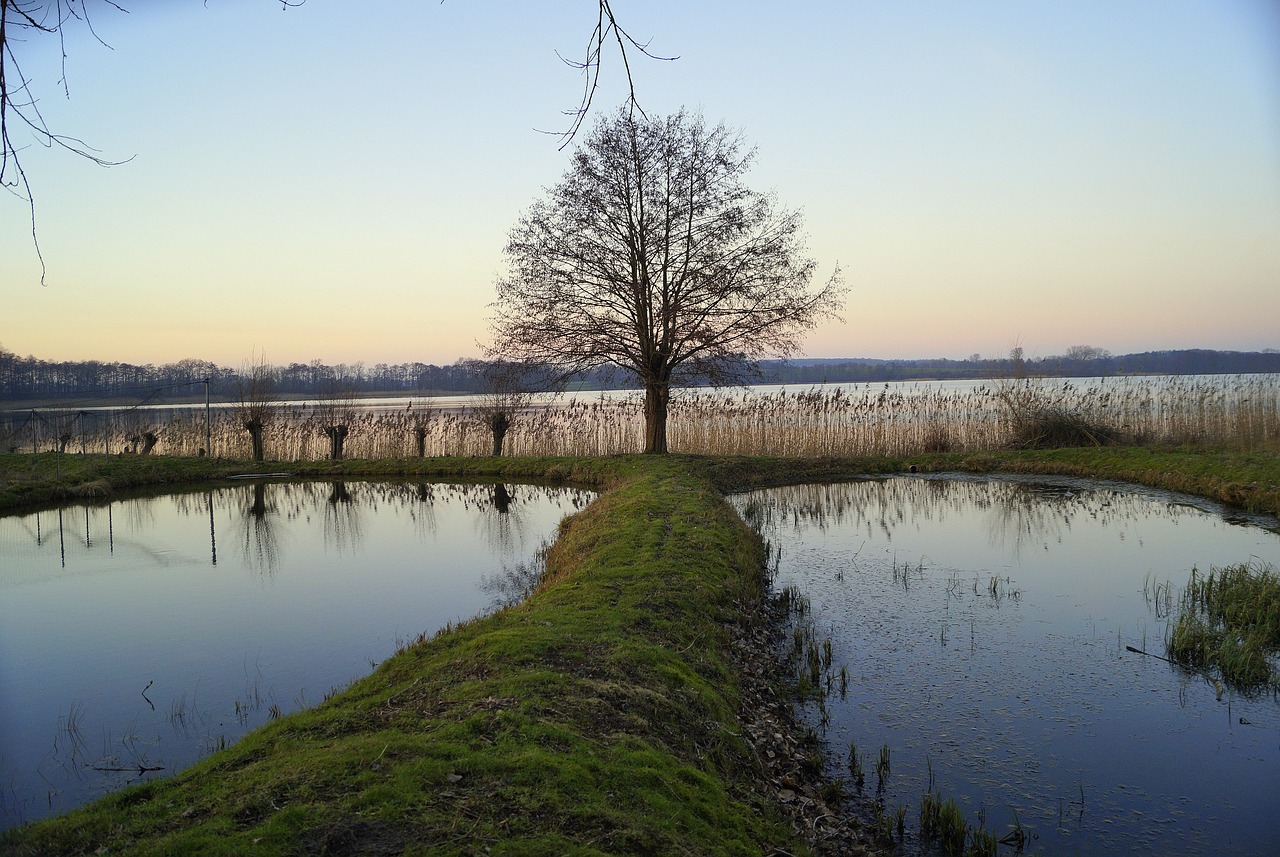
[0,347,491,403]
[758,349,1280,385]
[2,343,1277,405]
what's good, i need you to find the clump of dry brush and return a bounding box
[995,380,1128,449]
[994,375,1280,451]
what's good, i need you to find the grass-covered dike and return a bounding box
[2,447,1278,855]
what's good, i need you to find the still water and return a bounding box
[0,480,591,830]
[735,475,1280,856]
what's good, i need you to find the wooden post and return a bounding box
[204,378,212,457]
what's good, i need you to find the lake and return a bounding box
[735,475,1280,856]
[0,479,592,831]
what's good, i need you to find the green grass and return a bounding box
[0,452,637,512]
[694,447,1280,517]
[1167,561,1280,690]
[1,446,1277,855]
[1,456,799,856]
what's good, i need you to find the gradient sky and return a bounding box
[2,1,1278,369]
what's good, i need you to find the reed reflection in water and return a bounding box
[0,480,592,830]
[736,475,1280,857]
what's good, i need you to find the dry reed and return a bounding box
[17,375,1280,461]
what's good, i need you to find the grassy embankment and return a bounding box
[5,447,1279,517]
[3,454,813,856]
[1,447,1278,855]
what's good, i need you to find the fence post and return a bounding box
[205,378,212,457]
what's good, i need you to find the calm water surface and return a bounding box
[0,480,591,830]
[735,475,1280,857]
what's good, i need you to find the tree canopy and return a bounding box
[488,107,844,453]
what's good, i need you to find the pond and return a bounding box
[0,479,592,831]
[735,475,1280,857]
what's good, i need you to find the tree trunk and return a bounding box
[492,484,513,513]
[489,412,511,456]
[139,431,158,455]
[414,426,428,457]
[643,380,670,454]
[250,483,268,518]
[324,425,348,460]
[245,419,265,462]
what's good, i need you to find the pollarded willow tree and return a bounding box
[488,107,845,453]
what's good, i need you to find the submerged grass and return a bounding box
[1167,561,1280,690]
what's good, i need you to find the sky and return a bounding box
[2,0,1278,369]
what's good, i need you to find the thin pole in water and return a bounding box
[205,378,212,457]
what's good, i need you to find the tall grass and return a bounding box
[1166,561,1280,690]
[12,374,1280,460]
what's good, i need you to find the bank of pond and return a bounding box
[2,467,1278,855]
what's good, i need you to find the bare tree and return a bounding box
[1063,344,1112,361]
[488,107,845,454]
[467,359,557,456]
[551,0,675,147]
[234,352,278,462]
[1,0,133,282]
[406,397,434,458]
[314,367,357,460]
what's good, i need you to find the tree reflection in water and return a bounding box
[207,480,592,576]
[493,483,513,514]
[323,482,362,555]
[234,481,282,573]
[737,474,1273,563]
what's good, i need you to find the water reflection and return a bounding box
[736,475,1280,857]
[237,482,281,570]
[0,480,592,831]
[493,483,513,513]
[479,542,551,611]
[322,481,361,555]
[98,480,568,576]
[9,482,584,581]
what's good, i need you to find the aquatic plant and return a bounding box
[870,801,892,844]
[968,825,999,856]
[1166,561,1280,689]
[920,790,969,853]
[919,787,1012,856]
[847,740,865,792]
[818,777,847,807]
[875,743,891,792]
[1000,806,1028,849]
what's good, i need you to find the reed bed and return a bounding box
[9,374,1280,460]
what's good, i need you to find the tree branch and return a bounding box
[541,0,677,149]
